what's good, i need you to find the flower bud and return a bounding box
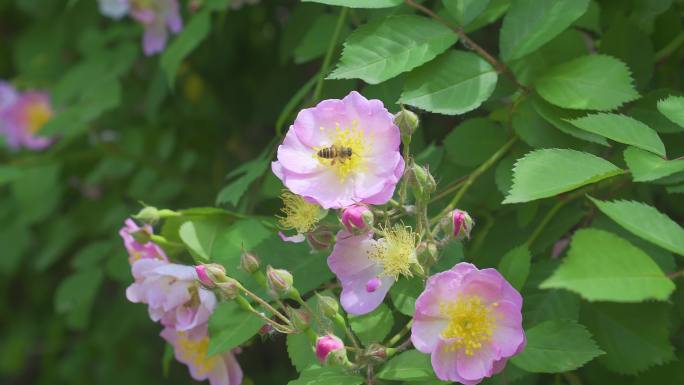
[364,343,389,363]
[266,265,294,296]
[450,209,474,240]
[340,204,374,233]
[394,108,419,139]
[316,293,340,318]
[306,228,335,251]
[134,206,179,224]
[216,277,241,300]
[240,251,261,274]
[410,163,436,201]
[130,228,152,244]
[287,306,312,331]
[315,334,345,364]
[195,263,226,288]
[258,323,275,338]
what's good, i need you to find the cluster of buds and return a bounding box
[194,263,241,299]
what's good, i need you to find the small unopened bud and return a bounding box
[134,206,160,224]
[258,323,275,338]
[315,334,345,364]
[240,252,261,274]
[410,163,437,201]
[306,228,335,251]
[364,343,388,363]
[216,277,241,300]
[195,263,226,288]
[130,228,151,244]
[266,265,294,296]
[316,293,340,318]
[394,108,419,140]
[340,204,374,233]
[287,306,312,331]
[448,209,474,240]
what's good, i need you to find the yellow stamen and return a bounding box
[441,296,497,356]
[277,191,325,233]
[25,102,52,134]
[175,332,219,376]
[368,225,418,279]
[313,120,370,181]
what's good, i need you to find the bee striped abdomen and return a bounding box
[317,145,353,163]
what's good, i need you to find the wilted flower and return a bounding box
[0,82,54,150]
[411,263,525,384]
[340,204,373,233]
[126,259,216,332]
[119,218,168,264]
[98,0,183,55]
[277,190,327,243]
[328,227,418,315]
[315,334,345,364]
[272,91,405,209]
[161,325,243,385]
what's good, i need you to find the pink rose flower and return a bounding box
[341,204,373,233]
[315,334,345,363]
[411,263,525,384]
[126,259,216,332]
[272,91,405,209]
[328,227,418,315]
[98,0,183,55]
[119,218,168,264]
[0,83,53,151]
[161,325,243,385]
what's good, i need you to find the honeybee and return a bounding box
[317,144,353,165]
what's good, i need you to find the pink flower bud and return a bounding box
[266,265,294,296]
[340,204,374,233]
[315,334,345,364]
[451,209,474,239]
[194,263,226,288]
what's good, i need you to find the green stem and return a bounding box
[275,75,318,136]
[333,314,361,350]
[311,8,348,102]
[655,30,684,62]
[386,320,413,347]
[524,200,567,249]
[240,286,293,327]
[431,137,517,225]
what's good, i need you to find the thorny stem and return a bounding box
[235,296,294,334]
[404,0,528,91]
[240,286,293,327]
[430,176,468,203]
[312,8,348,102]
[334,314,362,351]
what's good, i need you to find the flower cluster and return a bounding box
[0,81,53,150]
[120,219,242,385]
[98,0,183,55]
[118,91,525,385]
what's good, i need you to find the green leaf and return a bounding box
[287,333,317,372]
[400,51,497,115]
[288,366,364,385]
[179,216,232,262]
[54,268,104,329]
[349,303,394,346]
[540,228,674,301]
[503,149,622,204]
[657,95,684,128]
[624,146,684,182]
[443,118,508,167]
[582,302,674,374]
[377,350,435,381]
[590,197,684,256]
[11,164,63,225]
[498,245,531,290]
[511,320,603,373]
[632,89,684,133]
[160,10,211,86]
[536,55,639,111]
[208,301,264,356]
[532,97,609,145]
[443,0,491,26]
[216,148,272,206]
[568,113,665,156]
[390,276,423,316]
[599,16,654,89]
[295,14,349,64]
[330,15,457,84]
[302,0,402,7]
[499,0,590,61]
[512,98,583,148]
[0,221,30,275]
